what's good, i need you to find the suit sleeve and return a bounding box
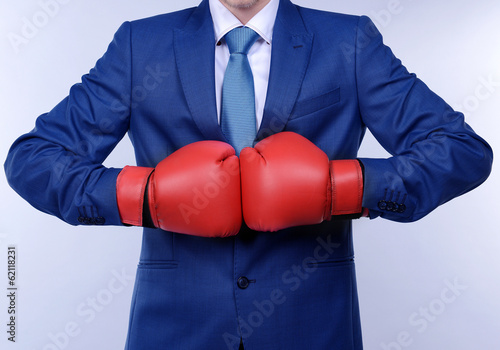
[4,22,133,226]
[354,16,493,222]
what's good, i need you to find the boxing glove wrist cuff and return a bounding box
[329,160,364,216]
[147,171,159,228]
[142,179,155,228]
[116,166,154,226]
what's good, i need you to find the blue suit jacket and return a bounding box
[4,0,492,349]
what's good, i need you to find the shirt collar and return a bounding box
[209,0,279,45]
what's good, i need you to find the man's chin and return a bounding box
[220,0,260,10]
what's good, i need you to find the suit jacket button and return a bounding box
[391,202,400,212]
[237,276,250,289]
[378,200,387,210]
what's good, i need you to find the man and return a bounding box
[4,0,492,349]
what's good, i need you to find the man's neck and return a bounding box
[219,0,272,24]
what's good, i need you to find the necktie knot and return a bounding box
[225,27,260,55]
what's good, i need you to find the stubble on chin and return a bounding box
[220,0,260,9]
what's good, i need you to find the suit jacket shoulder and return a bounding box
[295,5,361,35]
[130,6,197,31]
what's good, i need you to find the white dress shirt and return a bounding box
[208,0,279,130]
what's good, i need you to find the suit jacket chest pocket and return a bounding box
[290,87,340,120]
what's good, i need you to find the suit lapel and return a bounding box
[257,0,313,142]
[174,0,226,141]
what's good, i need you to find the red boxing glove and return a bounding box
[116,141,241,237]
[240,132,364,232]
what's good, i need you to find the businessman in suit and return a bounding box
[4,0,493,349]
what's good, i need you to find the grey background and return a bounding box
[0,0,499,349]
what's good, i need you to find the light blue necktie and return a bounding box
[221,27,260,155]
